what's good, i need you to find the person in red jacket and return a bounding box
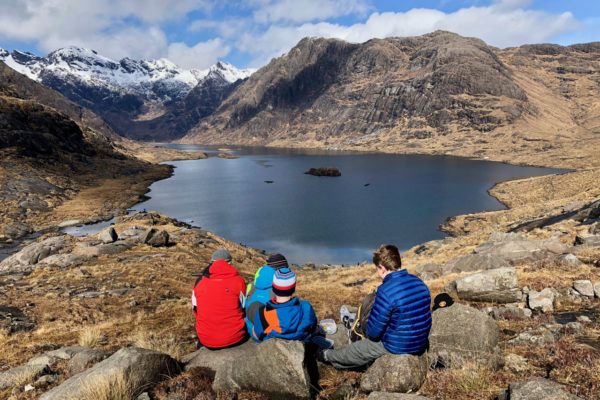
[192,249,247,349]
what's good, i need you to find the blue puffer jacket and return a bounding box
[366,269,432,354]
[250,297,317,342]
[245,265,276,333]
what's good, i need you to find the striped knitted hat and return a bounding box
[272,267,296,297]
[267,253,288,269]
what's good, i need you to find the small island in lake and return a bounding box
[304,167,342,177]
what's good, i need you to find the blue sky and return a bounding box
[1,0,599,69]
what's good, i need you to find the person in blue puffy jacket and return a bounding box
[245,253,289,334]
[250,268,318,342]
[322,244,432,369]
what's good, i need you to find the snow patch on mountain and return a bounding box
[0,46,255,102]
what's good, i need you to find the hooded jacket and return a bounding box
[245,265,277,333]
[192,259,246,349]
[250,297,317,342]
[366,269,432,355]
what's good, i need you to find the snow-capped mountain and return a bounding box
[0,46,255,140]
[0,46,253,101]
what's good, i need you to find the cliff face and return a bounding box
[185,31,528,144]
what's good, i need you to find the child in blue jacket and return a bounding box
[245,253,289,333]
[250,268,318,342]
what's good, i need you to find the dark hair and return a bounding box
[373,244,402,271]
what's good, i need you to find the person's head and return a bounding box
[272,267,296,302]
[372,244,402,279]
[267,253,288,269]
[211,249,232,263]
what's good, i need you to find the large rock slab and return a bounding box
[360,354,428,393]
[508,378,582,399]
[429,303,503,369]
[528,288,556,313]
[445,253,511,274]
[455,267,521,303]
[573,280,594,297]
[574,234,600,247]
[68,348,110,375]
[0,363,48,390]
[39,347,180,400]
[0,236,68,273]
[212,340,311,399]
[475,237,568,264]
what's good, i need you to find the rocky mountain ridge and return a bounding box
[0,47,254,140]
[182,31,600,169]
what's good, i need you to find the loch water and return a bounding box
[103,145,559,265]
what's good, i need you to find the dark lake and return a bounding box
[114,145,560,265]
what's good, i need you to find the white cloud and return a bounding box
[237,4,579,67]
[168,38,231,69]
[251,0,371,23]
[0,0,217,64]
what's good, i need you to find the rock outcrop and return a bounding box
[454,267,522,303]
[39,347,180,400]
[508,378,582,400]
[185,340,312,399]
[360,354,428,393]
[429,303,503,369]
[304,167,342,177]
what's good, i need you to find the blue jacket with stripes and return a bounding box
[366,269,432,354]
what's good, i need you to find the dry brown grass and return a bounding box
[80,372,134,400]
[421,364,511,400]
[78,325,107,348]
[131,330,187,361]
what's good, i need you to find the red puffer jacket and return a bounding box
[192,259,247,348]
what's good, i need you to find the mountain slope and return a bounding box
[0,61,170,243]
[0,48,254,140]
[183,31,600,169]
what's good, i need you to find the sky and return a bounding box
[0,0,599,70]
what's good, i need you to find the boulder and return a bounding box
[73,241,135,258]
[39,347,180,400]
[368,393,431,400]
[144,229,170,247]
[594,282,600,298]
[528,288,556,313]
[574,234,600,247]
[0,236,68,273]
[488,306,532,320]
[573,280,594,297]
[429,303,503,369]
[454,267,521,303]
[413,263,445,280]
[508,378,582,399]
[38,253,88,268]
[97,227,118,244]
[68,348,110,375]
[475,237,568,264]
[360,353,428,393]
[445,253,511,274]
[0,363,48,390]
[508,326,556,346]
[211,340,312,399]
[558,254,582,267]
